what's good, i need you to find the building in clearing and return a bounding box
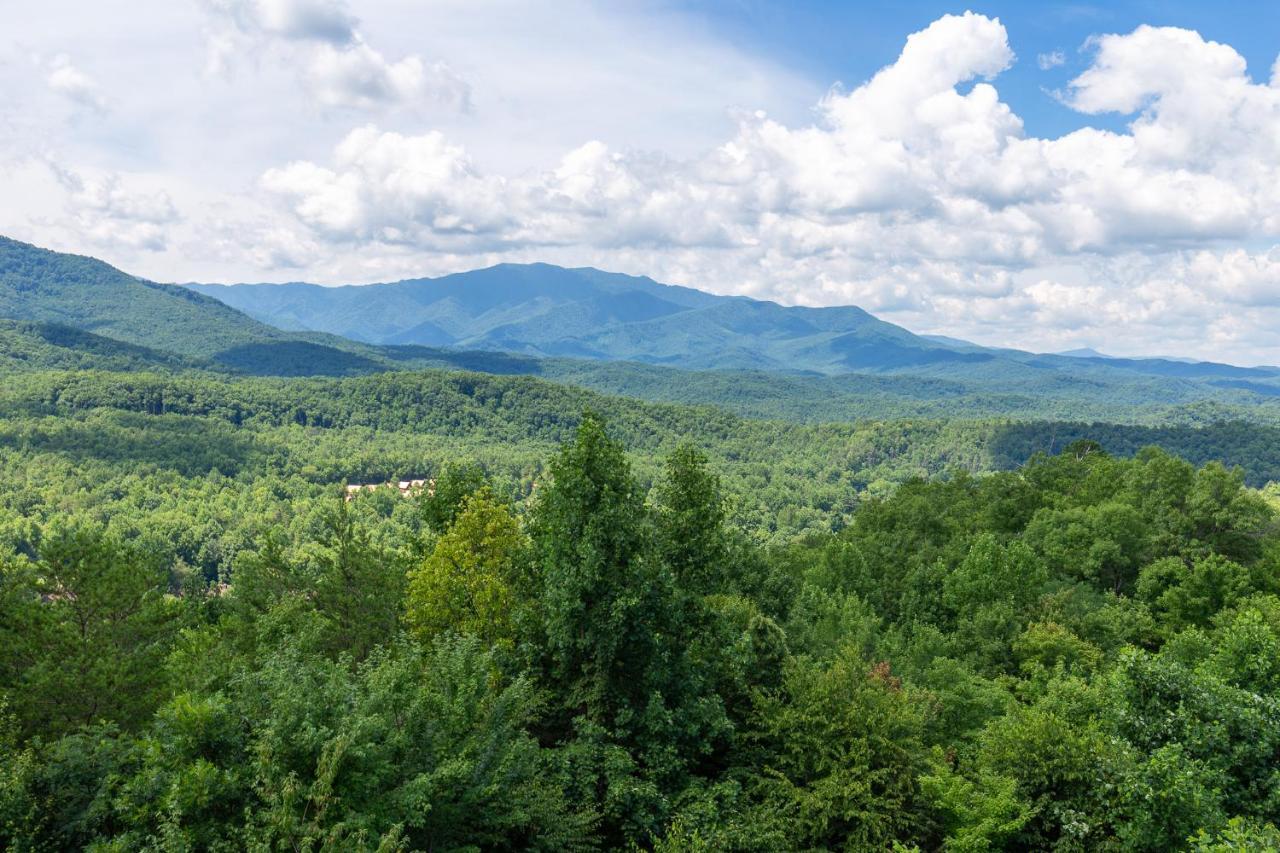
[397,478,430,497]
[345,478,434,500]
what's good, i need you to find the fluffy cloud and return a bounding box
[46,54,106,112]
[203,0,470,110]
[263,126,509,244]
[1183,248,1280,308]
[252,12,1280,362]
[6,7,1280,363]
[49,163,179,251]
[230,0,355,43]
[305,43,469,110]
[262,12,1038,258]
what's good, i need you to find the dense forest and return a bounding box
[2,408,1280,849]
[4,369,1280,554]
[5,237,1280,848]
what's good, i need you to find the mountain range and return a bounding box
[187,264,982,375]
[3,234,1280,424]
[187,264,1280,383]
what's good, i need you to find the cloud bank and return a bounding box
[202,0,471,110]
[251,13,1280,360]
[4,6,1280,363]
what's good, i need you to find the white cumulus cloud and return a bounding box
[202,0,470,111]
[262,126,509,245]
[46,54,107,112]
[48,163,180,251]
[253,12,1280,362]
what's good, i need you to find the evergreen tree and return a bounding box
[0,524,174,737]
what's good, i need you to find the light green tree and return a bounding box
[405,488,525,647]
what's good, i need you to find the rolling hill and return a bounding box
[0,235,288,358]
[0,319,202,373]
[187,263,1280,387]
[5,235,1280,426]
[186,263,995,374]
[0,236,420,376]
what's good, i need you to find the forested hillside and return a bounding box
[187,262,943,372]
[0,320,201,373]
[531,358,1280,426]
[4,236,1280,849]
[0,236,287,358]
[6,367,1280,501]
[0,237,448,377]
[7,236,1280,427]
[189,262,1280,387]
[2,408,1279,849]
[5,289,1280,430]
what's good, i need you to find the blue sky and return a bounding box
[673,0,1280,136]
[2,2,1280,363]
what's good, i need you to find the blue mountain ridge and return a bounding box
[187,263,1280,381]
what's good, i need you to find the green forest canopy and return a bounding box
[3,397,1280,848]
[2,274,1280,848]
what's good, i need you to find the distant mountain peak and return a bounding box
[183,262,966,374]
[5,236,1276,394]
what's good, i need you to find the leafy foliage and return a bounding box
[405,488,524,646]
[1,356,1280,847]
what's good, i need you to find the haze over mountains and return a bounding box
[189,263,1276,380]
[186,258,1280,384]
[5,234,1280,424]
[187,264,970,375]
